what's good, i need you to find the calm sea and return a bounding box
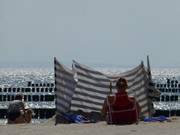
[0,67,180,87]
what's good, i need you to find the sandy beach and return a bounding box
[0,117,180,135]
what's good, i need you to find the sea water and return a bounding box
[0,68,54,88]
[1,67,180,87]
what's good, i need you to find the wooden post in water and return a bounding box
[107,81,113,124]
[147,55,153,117]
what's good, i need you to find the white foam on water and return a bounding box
[0,67,180,87]
[0,68,54,87]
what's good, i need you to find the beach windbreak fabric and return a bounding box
[71,61,151,117]
[54,58,157,121]
[71,60,111,112]
[54,58,76,114]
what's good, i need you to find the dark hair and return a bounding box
[116,78,128,90]
[15,93,23,100]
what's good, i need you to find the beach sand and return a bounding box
[0,117,180,135]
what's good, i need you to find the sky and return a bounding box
[1,0,180,68]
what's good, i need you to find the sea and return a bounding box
[0,67,180,124]
[1,67,180,87]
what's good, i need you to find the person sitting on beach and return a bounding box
[102,78,141,124]
[7,93,33,124]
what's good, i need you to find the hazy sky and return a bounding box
[1,0,180,68]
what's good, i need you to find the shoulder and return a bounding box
[12,100,24,104]
[116,91,128,96]
[9,100,24,107]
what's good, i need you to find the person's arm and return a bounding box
[101,96,115,118]
[23,103,33,123]
[24,109,32,123]
[101,99,107,118]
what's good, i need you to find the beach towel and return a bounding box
[144,115,168,122]
[61,113,90,123]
